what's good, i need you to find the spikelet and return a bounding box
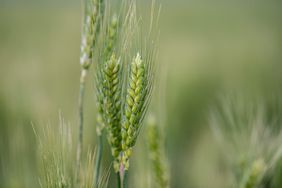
[104,14,118,60]
[80,0,104,70]
[121,53,153,170]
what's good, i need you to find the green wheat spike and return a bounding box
[147,116,169,188]
[102,54,123,172]
[96,14,119,135]
[121,53,152,170]
[80,0,103,70]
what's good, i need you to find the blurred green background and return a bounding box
[1,0,282,187]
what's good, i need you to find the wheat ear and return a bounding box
[118,2,160,186]
[102,54,123,172]
[94,13,120,186]
[121,53,153,170]
[147,115,169,188]
[239,159,266,188]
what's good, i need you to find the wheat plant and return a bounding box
[94,1,160,187]
[77,0,104,185]
[119,3,160,186]
[34,0,161,187]
[210,96,282,188]
[34,118,74,188]
[147,115,169,188]
[34,116,109,188]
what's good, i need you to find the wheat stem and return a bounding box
[117,161,128,188]
[76,0,104,185]
[117,172,121,188]
[122,170,128,188]
[94,133,103,188]
[76,69,88,184]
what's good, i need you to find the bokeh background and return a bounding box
[1,0,282,187]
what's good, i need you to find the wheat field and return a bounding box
[1,0,282,187]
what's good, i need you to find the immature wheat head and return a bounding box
[80,0,104,70]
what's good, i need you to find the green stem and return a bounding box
[119,161,128,188]
[123,171,128,188]
[94,134,103,188]
[117,172,121,188]
[76,69,87,185]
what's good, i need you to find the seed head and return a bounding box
[147,115,169,188]
[80,0,104,70]
[97,53,122,172]
[104,14,118,60]
[121,53,152,170]
[94,12,121,171]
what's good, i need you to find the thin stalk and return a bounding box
[76,69,88,185]
[94,133,103,188]
[117,172,121,188]
[119,163,128,188]
[123,171,128,188]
